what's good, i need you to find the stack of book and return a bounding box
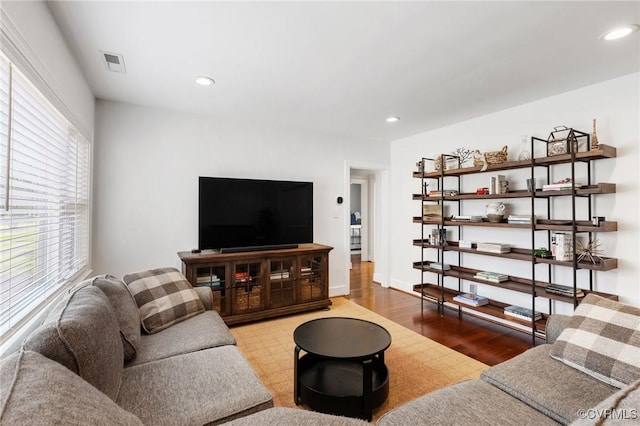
[429,262,451,271]
[504,305,542,321]
[476,242,511,253]
[542,182,582,191]
[546,283,585,298]
[270,270,290,280]
[507,214,535,224]
[453,293,489,307]
[428,190,459,197]
[301,267,313,276]
[235,271,250,283]
[474,271,508,282]
[452,215,483,222]
[197,274,221,287]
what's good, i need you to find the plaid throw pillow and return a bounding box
[123,267,205,334]
[549,294,640,388]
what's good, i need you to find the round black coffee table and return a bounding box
[293,317,391,421]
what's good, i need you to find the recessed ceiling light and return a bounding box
[386,116,400,123]
[602,24,639,41]
[195,76,215,86]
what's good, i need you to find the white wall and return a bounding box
[93,100,389,296]
[389,73,640,311]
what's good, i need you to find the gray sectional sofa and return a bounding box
[0,273,274,425]
[0,271,367,425]
[377,294,640,426]
[1,269,638,426]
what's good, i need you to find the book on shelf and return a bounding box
[197,274,218,283]
[452,215,484,222]
[270,271,290,280]
[545,283,585,298]
[504,305,542,321]
[428,262,451,270]
[542,182,583,191]
[476,242,512,253]
[489,175,508,195]
[428,190,459,197]
[474,271,509,282]
[507,214,536,224]
[197,274,221,287]
[453,293,489,307]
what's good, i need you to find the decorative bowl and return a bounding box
[487,214,504,223]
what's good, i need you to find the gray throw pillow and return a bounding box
[91,274,141,362]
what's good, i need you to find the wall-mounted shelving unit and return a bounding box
[413,143,619,344]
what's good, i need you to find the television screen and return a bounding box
[199,177,313,251]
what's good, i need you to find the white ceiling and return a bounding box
[46,1,640,143]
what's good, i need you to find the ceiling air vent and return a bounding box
[100,50,126,74]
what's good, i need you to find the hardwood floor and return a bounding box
[347,255,541,366]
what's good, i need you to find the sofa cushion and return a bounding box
[376,379,560,426]
[0,351,142,426]
[117,345,273,425]
[126,310,236,367]
[549,294,640,389]
[570,379,640,425]
[22,285,124,400]
[481,344,616,425]
[88,274,141,362]
[223,407,371,425]
[123,267,205,334]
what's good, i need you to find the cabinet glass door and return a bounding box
[232,260,264,314]
[195,264,228,316]
[299,255,325,302]
[269,258,295,308]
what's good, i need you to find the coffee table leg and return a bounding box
[362,358,373,421]
[294,345,301,405]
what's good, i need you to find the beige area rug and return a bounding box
[230,297,488,421]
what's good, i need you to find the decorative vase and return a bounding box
[486,202,506,222]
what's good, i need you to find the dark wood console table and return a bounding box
[178,243,332,325]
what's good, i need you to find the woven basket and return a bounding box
[474,145,508,167]
[301,282,322,301]
[235,285,261,311]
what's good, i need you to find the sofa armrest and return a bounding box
[193,287,214,311]
[545,314,571,344]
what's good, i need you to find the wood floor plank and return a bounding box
[348,255,540,366]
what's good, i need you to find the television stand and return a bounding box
[178,243,332,325]
[219,243,299,254]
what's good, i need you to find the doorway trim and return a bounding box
[344,160,389,292]
[350,178,369,261]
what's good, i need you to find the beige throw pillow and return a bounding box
[549,294,640,389]
[123,267,205,334]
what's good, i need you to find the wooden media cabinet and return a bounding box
[178,243,332,325]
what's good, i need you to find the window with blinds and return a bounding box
[0,52,90,340]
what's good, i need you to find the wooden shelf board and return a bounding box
[413,145,616,178]
[411,263,618,302]
[411,240,618,271]
[412,283,546,334]
[412,183,616,202]
[414,217,617,232]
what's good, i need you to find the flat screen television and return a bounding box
[199,177,313,252]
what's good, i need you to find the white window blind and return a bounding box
[0,52,90,340]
